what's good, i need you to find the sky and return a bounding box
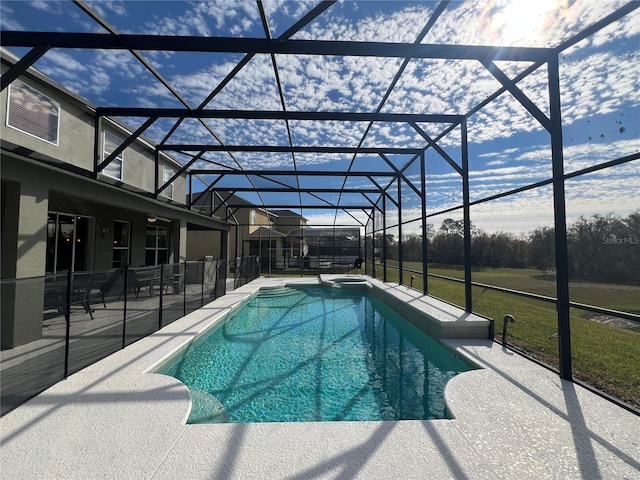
[1,0,639,235]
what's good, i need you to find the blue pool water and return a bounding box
[158,286,474,423]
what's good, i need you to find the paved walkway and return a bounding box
[1,276,638,479]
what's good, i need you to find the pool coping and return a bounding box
[1,275,638,479]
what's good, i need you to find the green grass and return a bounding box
[389,261,640,312]
[377,262,640,408]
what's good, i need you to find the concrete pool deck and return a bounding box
[1,276,639,479]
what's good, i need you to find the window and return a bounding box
[112,220,130,268]
[145,226,169,265]
[7,80,60,145]
[250,209,257,225]
[161,165,174,199]
[103,131,123,180]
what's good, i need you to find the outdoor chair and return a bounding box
[70,273,94,319]
[43,273,94,318]
[352,258,363,275]
[89,272,108,309]
[43,274,67,313]
[100,269,142,301]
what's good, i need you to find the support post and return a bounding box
[154,148,160,198]
[371,209,376,278]
[420,151,428,295]
[461,119,472,313]
[549,54,572,380]
[382,194,387,283]
[122,265,129,349]
[397,176,403,286]
[93,116,102,179]
[64,269,72,378]
[158,265,164,329]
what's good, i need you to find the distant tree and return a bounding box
[529,227,555,272]
[568,211,639,284]
[424,223,436,241]
[439,218,463,236]
[437,218,479,237]
[401,233,424,262]
[428,219,479,265]
[472,231,527,268]
[374,233,399,261]
[373,211,638,285]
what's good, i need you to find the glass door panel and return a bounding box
[56,215,75,272]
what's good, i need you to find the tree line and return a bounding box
[378,211,639,285]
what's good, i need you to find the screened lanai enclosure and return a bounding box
[1,1,638,409]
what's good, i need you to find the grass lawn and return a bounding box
[374,261,640,409]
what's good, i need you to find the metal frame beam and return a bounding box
[210,187,381,193]
[410,122,463,175]
[382,194,387,282]
[420,151,428,295]
[191,169,397,176]
[549,54,572,380]
[1,32,553,61]
[95,108,462,123]
[96,117,157,173]
[397,176,403,286]
[0,46,50,92]
[222,204,372,209]
[160,145,424,154]
[461,119,472,313]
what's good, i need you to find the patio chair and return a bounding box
[89,272,108,309]
[69,273,94,319]
[100,269,141,301]
[352,258,363,275]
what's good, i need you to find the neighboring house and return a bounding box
[190,194,360,270]
[191,195,309,269]
[0,49,229,349]
[287,227,362,268]
[269,210,308,268]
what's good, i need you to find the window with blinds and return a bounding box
[161,165,174,199]
[103,131,123,180]
[6,80,60,145]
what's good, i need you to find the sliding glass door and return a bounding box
[46,212,91,273]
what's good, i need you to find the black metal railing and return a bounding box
[234,255,260,289]
[0,258,228,417]
[375,262,640,412]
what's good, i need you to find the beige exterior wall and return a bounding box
[186,230,223,261]
[248,208,272,234]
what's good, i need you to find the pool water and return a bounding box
[158,286,474,423]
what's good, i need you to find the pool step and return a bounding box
[256,286,302,298]
[187,387,230,424]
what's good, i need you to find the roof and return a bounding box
[247,226,287,238]
[270,210,301,217]
[287,227,360,238]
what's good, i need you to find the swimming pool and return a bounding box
[158,285,475,423]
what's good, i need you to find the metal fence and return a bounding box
[376,261,640,412]
[234,255,260,289]
[0,259,227,417]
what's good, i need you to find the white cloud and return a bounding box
[6,0,638,234]
[0,3,24,30]
[42,50,87,73]
[29,0,65,14]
